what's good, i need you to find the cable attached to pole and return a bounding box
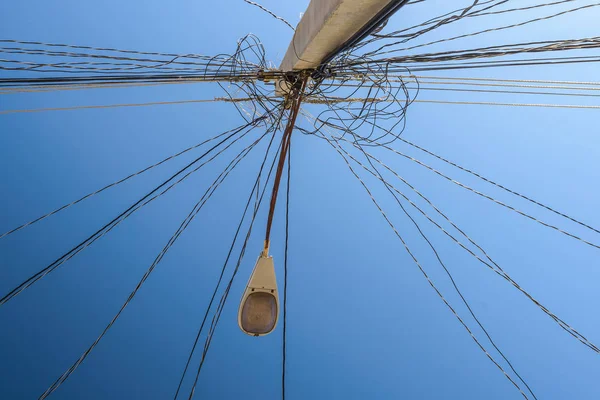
[263,76,307,256]
[282,130,292,400]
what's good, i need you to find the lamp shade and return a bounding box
[238,254,280,336]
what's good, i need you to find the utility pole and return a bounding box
[279,0,409,72]
[275,0,409,95]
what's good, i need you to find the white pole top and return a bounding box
[279,0,396,71]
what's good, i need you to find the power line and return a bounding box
[378,3,600,55]
[242,0,295,31]
[411,99,600,109]
[172,109,284,400]
[0,114,273,307]
[302,110,600,354]
[40,121,272,400]
[184,126,284,400]
[0,80,204,94]
[394,136,600,237]
[362,143,600,353]
[302,96,600,109]
[0,97,275,115]
[338,138,538,400]
[370,139,600,250]
[282,131,292,400]
[323,82,600,99]
[0,130,243,240]
[397,74,600,87]
[322,133,531,399]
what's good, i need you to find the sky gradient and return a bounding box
[1,1,600,399]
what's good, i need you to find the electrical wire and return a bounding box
[338,138,538,399]
[322,133,531,399]
[0,129,246,240]
[0,97,277,115]
[282,131,292,400]
[184,128,283,400]
[39,111,277,400]
[242,0,295,31]
[172,108,284,399]
[0,114,274,307]
[328,132,600,354]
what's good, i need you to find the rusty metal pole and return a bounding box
[263,76,308,256]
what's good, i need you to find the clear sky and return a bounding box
[1,1,600,399]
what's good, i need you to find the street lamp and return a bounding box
[238,253,280,336]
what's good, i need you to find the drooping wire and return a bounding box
[395,136,600,237]
[382,3,600,55]
[0,127,250,240]
[336,136,537,399]
[332,133,600,354]
[0,114,272,307]
[373,138,600,250]
[0,97,276,115]
[172,107,284,400]
[282,130,292,400]
[242,0,295,31]
[39,112,275,400]
[184,129,283,400]
[301,99,600,356]
[315,109,600,251]
[321,132,531,399]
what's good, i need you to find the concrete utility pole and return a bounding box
[279,0,407,72]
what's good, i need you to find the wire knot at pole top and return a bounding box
[275,71,312,103]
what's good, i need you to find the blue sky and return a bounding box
[1,1,600,399]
